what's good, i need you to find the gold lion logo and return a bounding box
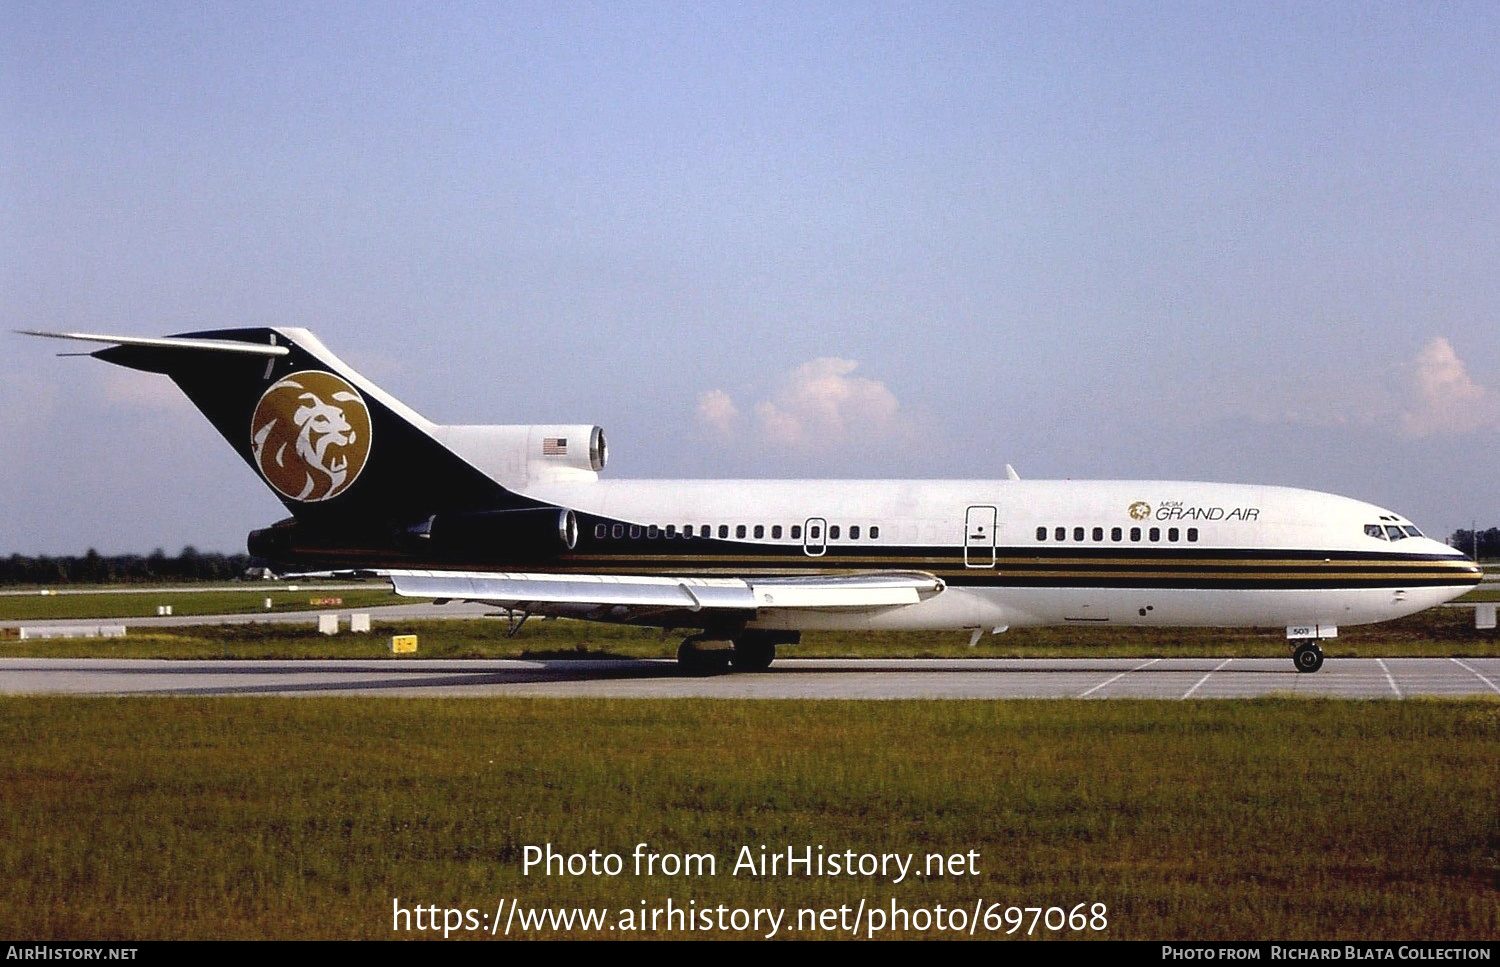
[250,372,372,501]
[1128,501,1151,521]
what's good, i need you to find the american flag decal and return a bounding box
[542,437,567,455]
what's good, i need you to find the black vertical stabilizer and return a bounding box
[89,328,531,541]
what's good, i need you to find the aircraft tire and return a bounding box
[677,635,732,675]
[1292,642,1324,674]
[731,637,776,672]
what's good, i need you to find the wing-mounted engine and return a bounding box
[434,424,607,488]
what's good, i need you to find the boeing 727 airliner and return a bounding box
[25,327,1481,672]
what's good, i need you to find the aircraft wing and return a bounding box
[385,569,944,621]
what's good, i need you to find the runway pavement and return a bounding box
[2,656,1497,699]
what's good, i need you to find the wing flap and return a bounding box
[386,569,942,615]
[388,570,756,612]
[745,572,942,609]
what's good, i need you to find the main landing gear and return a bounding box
[676,630,798,674]
[1291,641,1325,674]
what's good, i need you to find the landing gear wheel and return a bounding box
[731,637,776,672]
[1292,642,1324,673]
[677,635,731,675]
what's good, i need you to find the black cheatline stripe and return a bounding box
[566,543,1473,565]
[554,544,1476,567]
[562,557,1473,578]
[435,548,1477,591]
[943,575,1475,591]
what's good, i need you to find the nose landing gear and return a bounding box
[1292,642,1324,673]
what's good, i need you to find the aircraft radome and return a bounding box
[24,328,1482,673]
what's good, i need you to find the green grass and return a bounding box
[0,697,1494,939]
[0,586,401,621]
[3,606,1497,660]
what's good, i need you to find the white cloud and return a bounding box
[698,357,912,453]
[695,388,739,436]
[1190,336,1498,441]
[1399,337,1498,438]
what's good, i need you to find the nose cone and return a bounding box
[1419,537,1484,592]
[1421,535,1480,561]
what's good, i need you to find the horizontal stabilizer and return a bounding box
[18,330,290,357]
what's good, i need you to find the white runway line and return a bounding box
[1181,658,1233,699]
[1076,658,1160,698]
[1375,658,1403,699]
[1449,657,1500,695]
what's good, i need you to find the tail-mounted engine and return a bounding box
[434,424,607,488]
[248,506,581,570]
[407,507,579,559]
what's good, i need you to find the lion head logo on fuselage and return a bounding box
[250,372,372,502]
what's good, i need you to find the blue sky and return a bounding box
[4,2,1498,554]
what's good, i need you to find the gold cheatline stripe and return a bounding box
[562,554,1476,574]
[531,564,1475,583]
[573,552,1473,570]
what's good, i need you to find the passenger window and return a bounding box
[1130,527,1141,542]
[648,525,659,538]
[792,525,803,539]
[1168,528,1179,542]
[869,526,879,539]
[1187,528,1199,542]
[665,524,676,538]
[1055,526,1066,541]
[1037,527,1047,541]
[830,525,841,540]
[1149,527,1160,542]
[1111,527,1122,542]
[754,525,765,539]
[810,526,821,539]
[683,525,694,538]
[612,524,623,539]
[1092,527,1104,542]
[736,525,747,538]
[718,525,729,539]
[772,525,783,539]
[1073,527,1085,542]
[629,525,641,539]
[850,525,860,539]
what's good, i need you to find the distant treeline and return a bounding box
[1,548,257,586]
[1448,528,1500,561]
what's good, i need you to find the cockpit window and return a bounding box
[1385,525,1406,541]
[1365,524,1386,540]
[1403,525,1423,538]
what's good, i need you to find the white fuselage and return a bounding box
[526,477,1479,633]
